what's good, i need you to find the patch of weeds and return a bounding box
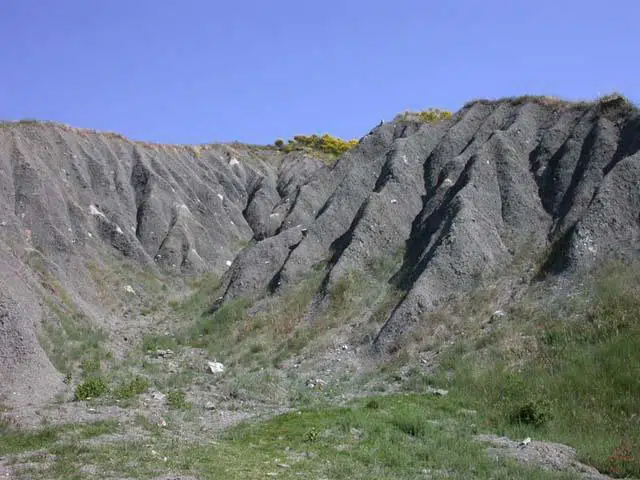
[80,356,101,376]
[510,399,553,427]
[0,421,119,457]
[40,291,108,379]
[74,377,109,401]
[432,261,640,477]
[141,334,178,353]
[73,420,120,440]
[166,390,190,410]
[402,367,435,392]
[304,426,320,442]
[185,272,221,291]
[394,108,453,124]
[222,370,287,404]
[366,247,405,282]
[365,398,380,409]
[112,376,150,400]
[277,134,358,162]
[260,269,323,337]
[328,271,363,314]
[189,298,250,349]
[392,412,428,437]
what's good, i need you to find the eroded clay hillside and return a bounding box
[0,123,326,407]
[1,94,639,409]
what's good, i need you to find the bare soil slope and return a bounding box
[1,94,639,409]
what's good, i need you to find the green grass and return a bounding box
[141,334,179,353]
[426,262,640,478]
[20,394,579,479]
[40,299,109,381]
[0,420,119,456]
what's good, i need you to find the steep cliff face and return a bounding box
[1,94,638,406]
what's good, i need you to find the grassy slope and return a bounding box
[1,259,638,478]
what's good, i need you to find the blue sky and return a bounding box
[2,1,638,145]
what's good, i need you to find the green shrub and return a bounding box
[113,377,150,400]
[166,390,190,410]
[75,377,109,401]
[510,399,552,427]
[279,133,358,160]
[365,398,380,410]
[395,108,452,124]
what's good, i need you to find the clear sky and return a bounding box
[2,1,638,145]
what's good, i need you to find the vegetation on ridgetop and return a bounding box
[272,108,452,161]
[275,134,359,160]
[394,107,453,123]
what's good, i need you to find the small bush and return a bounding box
[510,399,552,427]
[274,139,285,148]
[365,398,380,410]
[75,377,109,401]
[113,377,150,400]
[166,390,190,410]
[279,133,358,160]
[395,108,452,124]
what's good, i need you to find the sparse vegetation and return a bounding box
[420,261,640,478]
[112,376,150,400]
[21,394,580,479]
[39,290,109,380]
[276,133,358,161]
[74,377,109,401]
[166,390,190,410]
[394,107,453,123]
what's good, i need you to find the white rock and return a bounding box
[229,158,240,166]
[89,204,106,218]
[518,437,532,448]
[427,386,448,396]
[124,285,136,295]
[151,391,166,401]
[207,361,225,374]
[217,193,224,200]
[225,260,232,267]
